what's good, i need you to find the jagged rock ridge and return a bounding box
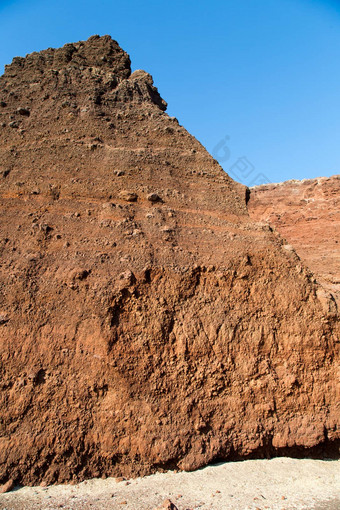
[0,36,339,486]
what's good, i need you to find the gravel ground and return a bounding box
[0,458,339,510]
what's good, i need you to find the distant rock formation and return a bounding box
[248,175,340,305]
[0,36,338,486]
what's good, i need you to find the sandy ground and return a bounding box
[0,458,339,510]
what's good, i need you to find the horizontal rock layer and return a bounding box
[248,176,340,304]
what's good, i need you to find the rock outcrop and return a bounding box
[248,176,340,304]
[0,36,339,486]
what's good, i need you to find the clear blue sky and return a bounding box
[1,0,340,185]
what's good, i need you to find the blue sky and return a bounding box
[1,0,340,185]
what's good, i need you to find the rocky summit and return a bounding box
[0,35,339,486]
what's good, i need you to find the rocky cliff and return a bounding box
[248,176,340,304]
[0,36,339,486]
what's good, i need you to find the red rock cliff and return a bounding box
[248,176,340,305]
[0,36,339,486]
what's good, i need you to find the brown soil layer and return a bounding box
[0,36,339,486]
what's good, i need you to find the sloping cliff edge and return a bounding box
[248,175,340,305]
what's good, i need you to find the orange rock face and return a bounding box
[0,36,339,486]
[248,176,340,305]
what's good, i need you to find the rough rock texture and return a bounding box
[248,176,340,304]
[0,36,339,486]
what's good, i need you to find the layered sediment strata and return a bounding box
[248,176,340,304]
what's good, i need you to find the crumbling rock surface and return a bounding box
[248,176,340,304]
[0,36,339,486]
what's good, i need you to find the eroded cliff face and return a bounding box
[248,176,340,305]
[0,36,339,486]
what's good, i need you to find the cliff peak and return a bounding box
[1,35,167,112]
[4,35,131,79]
